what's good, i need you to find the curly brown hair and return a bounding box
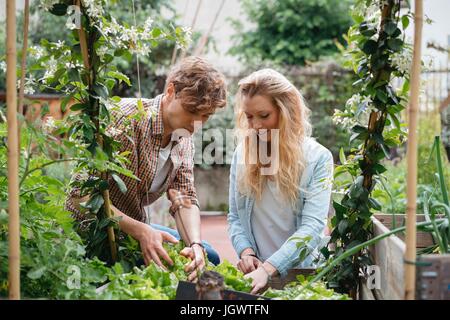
[166,56,227,113]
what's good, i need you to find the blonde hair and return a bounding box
[235,69,312,207]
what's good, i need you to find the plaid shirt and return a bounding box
[65,94,199,223]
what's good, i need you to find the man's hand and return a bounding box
[136,224,179,269]
[180,244,206,282]
[237,255,263,274]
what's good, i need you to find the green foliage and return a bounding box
[0,0,186,98]
[263,276,349,300]
[286,62,358,158]
[208,260,253,292]
[28,0,190,265]
[229,0,353,66]
[0,123,109,299]
[325,0,411,294]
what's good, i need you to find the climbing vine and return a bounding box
[33,0,190,264]
[324,0,412,294]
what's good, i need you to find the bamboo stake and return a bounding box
[404,0,423,300]
[76,0,117,262]
[17,0,29,118]
[6,0,20,300]
[193,0,226,56]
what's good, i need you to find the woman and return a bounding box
[227,69,334,294]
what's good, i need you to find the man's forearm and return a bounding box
[71,195,145,240]
[174,205,201,246]
[110,205,146,240]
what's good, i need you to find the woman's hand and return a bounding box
[237,255,262,274]
[136,224,179,269]
[180,243,206,282]
[244,265,270,294]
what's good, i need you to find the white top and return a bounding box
[149,141,173,193]
[251,179,296,261]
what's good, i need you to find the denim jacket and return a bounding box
[227,137,334,277]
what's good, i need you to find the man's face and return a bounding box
[165,97,214,135]
[162,82,214,136]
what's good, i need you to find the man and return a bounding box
[65,56,227,281]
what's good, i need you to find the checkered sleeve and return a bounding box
[167,138,199,216]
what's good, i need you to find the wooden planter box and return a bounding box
[361,214,450,300]
[268,268,316,289]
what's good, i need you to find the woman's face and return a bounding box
[242,94,279,141]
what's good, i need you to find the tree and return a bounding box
[229,0,353,66]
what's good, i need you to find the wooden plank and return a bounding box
[374,214,435,248]
[416,254,450,300]
[371,216,405,300]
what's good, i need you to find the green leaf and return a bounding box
[49,3,68,16]
[27,266,47,280]
[333,201,347,221]
[368,198,382,211]
[384,21,398,36]
[93,83,109,99]
[362,40,378,54]
[376,89,388,103]
[338,219,348,236]
[372,163,387,174]
[107,71,131,86]
[60,95,71,113]
[69,103,86,112]
[387,38,403,52]
[112,173,127,194]
[152,28,162,38]
[339,148,346,165]
[85,194,104,213]
[351,125,368,134]
[401,15,410,30]
[50,68,66,84]
[137,99,144,113]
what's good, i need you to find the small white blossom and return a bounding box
[30,46,45,59]
[143,18,154,33]
[43,116,57,133]
[391,50,412,75]
[81,0,104,19]
[0,61,6,73]
[17,75,36,95]
[106,127,123,137]
[77,167,90,182]
[40,0,60,11]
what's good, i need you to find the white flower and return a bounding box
[96,46,108,59]
[361,95,372,106]
[143,18,154,33]
[43,116,57,133]
[30,46,45,59]
[81,0,104,19]
[55,40,65,49]
[77,167,90,182]
[106,126,123,137]
[66,20,77,30]
[0,61,6,73]
[40,0,60,11]
[41,57,58,82]
[17,76,36,95]
[391,50,412,75]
